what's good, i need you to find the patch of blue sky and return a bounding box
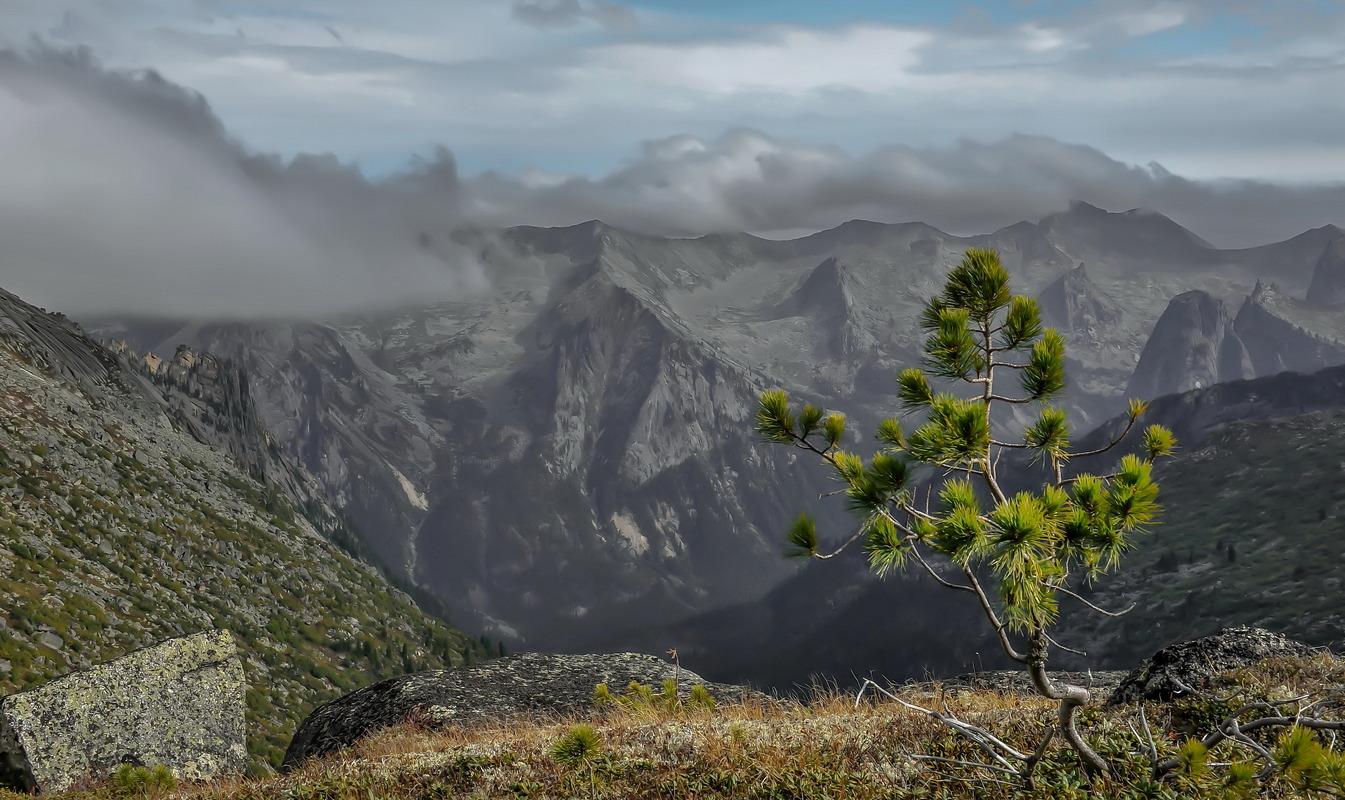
[1114,15,1265,60]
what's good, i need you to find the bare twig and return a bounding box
[1051,584,1135,617]
[909,546,975,593]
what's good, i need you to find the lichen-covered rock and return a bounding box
[282,651,766,769]
[942,670,1129,703]
[0,630,246,793]
[1109,626,1317,705]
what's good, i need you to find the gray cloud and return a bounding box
[511,0,636,32]
[465,129,1345,248]
[2,50,1342,322]
[0,47,484,320]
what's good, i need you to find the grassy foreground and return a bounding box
[7,654,1345,800]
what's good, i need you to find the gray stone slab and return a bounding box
[0,629,247,793]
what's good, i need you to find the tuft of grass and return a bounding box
[548,724,601,768]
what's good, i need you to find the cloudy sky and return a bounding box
[1,0,1343,316]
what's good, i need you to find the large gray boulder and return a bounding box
[0,630,247,793]
[1110,626,1317,705]
[283,651,765,770]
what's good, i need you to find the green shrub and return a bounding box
[110,763,176,796]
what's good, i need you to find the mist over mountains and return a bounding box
[89,199,1345,685]
[3,47,1345,321]
[5,43,1345,696]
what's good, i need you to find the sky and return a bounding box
[0,0,1343,317]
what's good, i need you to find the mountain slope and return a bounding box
[91,206,1345,663]
[0,287,490,768]
[1053,407,1345,667]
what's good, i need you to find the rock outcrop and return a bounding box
[1038,264,1125,338]
[1234,283,1345,377]
[282,652,767,770]
[1126,290,1251,400]
[0,631,246,793]
[1305,236,1345,306]
[1109,626,1316,705]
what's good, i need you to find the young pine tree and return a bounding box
[755,248,1176,775]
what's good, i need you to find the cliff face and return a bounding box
[1234,283,1345,377]
[1305,236,1345,306]
[0,285,488,767]
[89,207,1345,665]
[1037,263,1137,403]
[1126,290,1251,400]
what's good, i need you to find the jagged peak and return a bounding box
[1067,199,1108,215]
[1249,280,1281,301]
[1305,235,1345,306]
[789,218,946,252]
[772,256,854,323]
[1039,200,1215,251]
[502,219,612,259]
[991,219,1041,236]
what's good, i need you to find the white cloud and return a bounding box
[591,25,930,95]
[0,49,1341,322]
[0,50,483,319]
[0,0,1338,185]
[462,129,1345,247]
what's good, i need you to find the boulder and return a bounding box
[282,651,766,770]
[1109,626,1316,705]
[0,630,247,793]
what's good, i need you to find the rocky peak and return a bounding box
[1038,263,1124,336]
[1038,201,1216,268]
[1126,290,1250,400]
[770,257,875,358]
[1305,236,1345,306]
[1234,283,1345,377]
[0,288,121,398]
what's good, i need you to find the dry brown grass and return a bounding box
[21,660,1345,800]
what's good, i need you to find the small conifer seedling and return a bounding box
[756,248,1176,779]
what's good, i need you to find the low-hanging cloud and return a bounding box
[0,47,485,320]
[466,130,1345,248]
[2,49,1343,321]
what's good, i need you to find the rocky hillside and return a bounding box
[607,361,1345,691]
[1050,383,1345,668]
[0,287,492,769]
[93,205,1345,658]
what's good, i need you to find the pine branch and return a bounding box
[1068,415,1139,459]
[909,545,975,593]
[1050,584,1135,617]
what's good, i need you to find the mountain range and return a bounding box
[62,200,1345,687]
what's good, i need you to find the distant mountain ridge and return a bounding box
[90,202,1345,658]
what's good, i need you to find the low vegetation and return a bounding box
[5,653,1343,800]
[0,342,495,769]
[757,249,1176,777]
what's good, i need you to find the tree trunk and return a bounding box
[1027,628,1109,777]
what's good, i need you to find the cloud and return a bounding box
[511,0,637,32]
[0,48,484,320]
[1,48,1342,322]
[0,0,1340,186]
[464,129,1345,248]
